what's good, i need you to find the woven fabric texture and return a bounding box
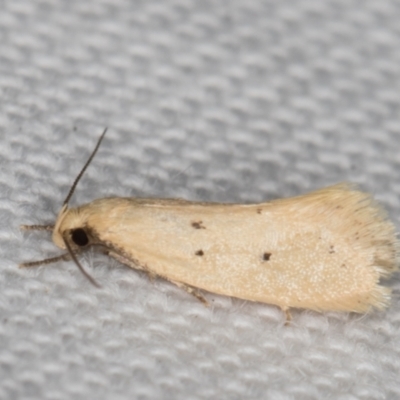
[1,0,400,399]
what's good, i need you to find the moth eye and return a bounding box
[71,228,89,246]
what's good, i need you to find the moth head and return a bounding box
[52,204,93,251]
[20,129,107,287]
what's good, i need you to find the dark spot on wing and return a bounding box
[262,252,271,261]
[329,245,335,254]
[195,250,204,256]
[192,221,206,229]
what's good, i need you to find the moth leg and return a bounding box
[19,253,71,268]
[107,250,207,304]
[281,306,292,325]
[107,251,145,271]
[170,280,209,306]
[20,224,54,231]
[147,272,158,282]
[107,250,158,280]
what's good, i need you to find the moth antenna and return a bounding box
[63,127,108,206]
[62,232,101,288]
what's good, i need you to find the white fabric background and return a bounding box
[1,0,400,399]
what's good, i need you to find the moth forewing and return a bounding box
[48,184,399,314]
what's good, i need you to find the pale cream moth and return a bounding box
[21,130,399,319]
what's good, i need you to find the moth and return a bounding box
[21,130,399,319]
